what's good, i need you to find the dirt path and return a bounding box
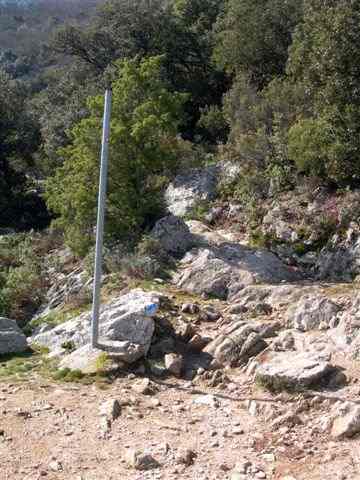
[1,372,360,480]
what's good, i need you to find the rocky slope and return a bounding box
[1,166,360,479]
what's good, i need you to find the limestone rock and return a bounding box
[60,344,123,373]
[125,449,160,470]
[181,303,200,314]
[99,399,121,421]
[165,165,219,217]
[165,353,183,377]
[175,448,197,466]
[205,321,268,365]
[331,405,360,439]
[316,232,360,281]
[174,244,300,300]
[0,317,28,355]
[188,334,211,351]
[330,294,360,357]
[33,289,160,363]
[256,351,336,391]
[287,295,340,332]
[151,215,195,256]
[131,378,156,395]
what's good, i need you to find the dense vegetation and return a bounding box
[2,0,360,251]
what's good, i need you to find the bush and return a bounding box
[0,234,46,325]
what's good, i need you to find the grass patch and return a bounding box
[0,347,57,382]
[26,304,91,334]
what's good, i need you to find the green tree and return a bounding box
[0,70,48,229]
[45,57,188,255]
[51,0,227,142]
[287,0,360,183]
[214,0,302,89]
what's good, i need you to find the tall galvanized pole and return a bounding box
[91,88,112,348]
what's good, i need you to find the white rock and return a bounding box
[256,351,336,390]
[287,295,340,332]
[125,449,160,470]
[164,353,183,377]
[33,289,161,363]
[99,399,121,420]
[174,244,300,300]
[331,405,360,439]
[165,165,219,217]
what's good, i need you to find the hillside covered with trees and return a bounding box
[3,0,360,240]
[3,3,360,478]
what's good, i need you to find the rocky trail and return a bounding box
[2,169,360,479]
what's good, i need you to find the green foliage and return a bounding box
[27,305,90,334]
[288,117,336,178]
[287,0,360,183]
[0,347,57,382]
[60,341,76,352]
[214,0,302,89]
[0,234,45,324]
[51,0,227,143]
[52,367,85,382]
[45,56,188,256]
[184,199,212,222]
[0,70,50,229]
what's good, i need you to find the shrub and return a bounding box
[45,56,188,256]
[0,234,46,324]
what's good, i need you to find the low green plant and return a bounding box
[28,305,91,333]
[94,352,111,374]
[0,348,57,382]
[60,341,76,352]
[52,367,85,382]
[184,199,212,222]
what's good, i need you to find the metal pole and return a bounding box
[91,88,112,348]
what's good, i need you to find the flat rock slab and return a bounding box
[59,343,131,373]
[174,244,301,300]
[256,351,336,391]
[0,317,28,355]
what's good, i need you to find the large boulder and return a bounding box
[256,351,337,391]
[151,215,195,256]
[286,294,341,332]
[32,289,161,363]
[174,244,300,300]
[0,317,28,355]
[165,165,219,217]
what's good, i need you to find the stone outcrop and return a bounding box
[151,215,195,256]
[286,294,341,332]
[33,289,161,364]
[205,320,275,366]
[174,243,301,300]
[165,165,219,217]
[256,351,337,391]
[316,229,360,281]
[0,317,28,355]
[331,404,360,439]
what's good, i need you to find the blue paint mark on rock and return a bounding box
[144,303,158,316]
